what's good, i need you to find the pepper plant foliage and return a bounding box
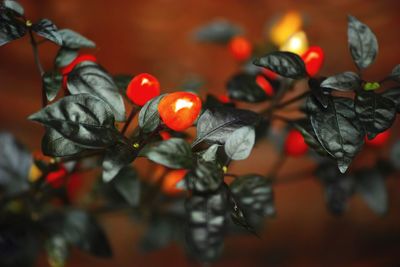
[0,1,400,266]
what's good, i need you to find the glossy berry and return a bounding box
[256,75,274,96]
[217,94,231,104]
[126,73,160,106]
[261,68,278,80]
[284,130,308,157]
[162,169,187,196]
[301,46,324,77]
[365,130,391,147]
[158,92,202,131]
[60,54,97,76]
[228,36,252,62]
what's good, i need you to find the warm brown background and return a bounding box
[1,0,400,266]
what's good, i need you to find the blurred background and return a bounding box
[1,0,400,266]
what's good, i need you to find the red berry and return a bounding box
[46,166,67,188]
[162,169,187,196]
[217,94,231,104]
[261,68,278,80]
[284,130,308,157]
[158,92,202,131]
[160,131,172,140]
[301,46,324,77]
[60,54,97,76]
[126,73,160,106]
[365,130,391,147]
[228,36,252,62]
[256,75,274,96]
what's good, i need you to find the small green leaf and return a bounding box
[224,126,255,160]
[363,82,380,91]
[43,71,62,101]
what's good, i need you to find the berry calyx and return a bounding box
[365,130,390,147]
[158,92,202,131]
[301,46,324,77]
[126,73,160,106]
[162,169,187,196]
[284,130,308,157]
[228,36,252,62]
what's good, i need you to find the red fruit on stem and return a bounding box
[284,130,308,157]
[301,46,324,77]
[160,131,172,140]
[46,166,67,188]
[126,73,160,106]
[256,75,274,96]
[228,36,252,62]
[365,130,391,147]
[261,68,278,80]
[162,169,187,196]
[218,94,231,104]
[158,92,202,131]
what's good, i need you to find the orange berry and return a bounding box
[228,36,252,62]
[158,92,202,131]
[126,73,160,106]
[162,169,187,196]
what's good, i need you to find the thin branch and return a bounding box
[121,106,139,135]
[28,29,46,107]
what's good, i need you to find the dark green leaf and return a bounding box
[45,235,69,267]
[193,19,241,44]
[138,94,165,133]
[308,77,329,108]
[0,11,26,46]
[113,74,133,91]
[29,94,118,149]
[102,141,137,182]
[307,96,365,173]
[316,162,355,215]
[355,90,396,139]
[43,71,62,101]
[193,107,260,147]
[198,144,219,163]
[224,126,255,160]
[140,138,193,169]
[294,119,329,157]
[227,73,268,103]
[0,214,39,267]
[253,51,307,79]
[42,128,85,157]
[55,47,78,68]
[0,132,31,195]
[347,15,378,69]
[67,62,126,121]
[320,72,361,91]
[32,19,63,45]
[58,28,95,49]
[42,210,112,257]
[382,87,400,112]
[108,166,140,206]
[3,0,24,16]
[185,190,227,262]
[230,175,275,217]
[186,161,223,193]
[355,169,387,215]
[389,64,400,82]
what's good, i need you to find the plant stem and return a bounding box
[261,90,309,116]
[121,106,139,135]
[28,29,47,107]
